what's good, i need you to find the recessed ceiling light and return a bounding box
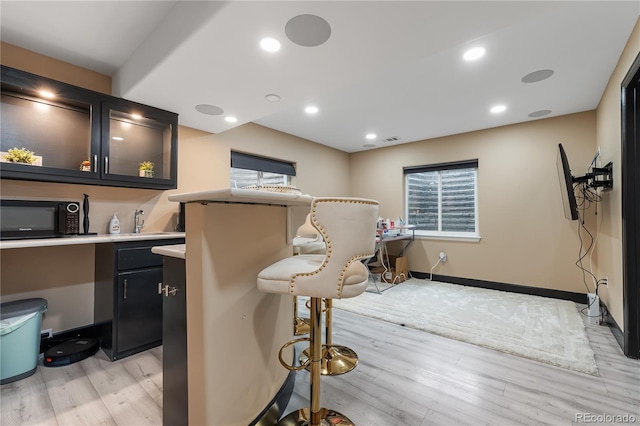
[463,47,485,61]
[265,94,281,102]
[363,143,376,148]
[260,37,281,52]
[365,133,377,140]
[225,116,238,123]
[305,106,318,114]
[195,104,224,115]
[528,109,552,118]
[490,105,506,113]
[39,90,55,98]
[521,69,554,83]
[131,113,142,120]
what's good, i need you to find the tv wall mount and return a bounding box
[573,162,614,190]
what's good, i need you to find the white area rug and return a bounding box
[332,279,599,375]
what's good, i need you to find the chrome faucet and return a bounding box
[134,209,145,233]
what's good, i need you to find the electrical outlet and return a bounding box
[439,252,447,262]
[597,146,602,167]
[41,328,53,338]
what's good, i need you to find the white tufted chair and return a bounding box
[258,197,378,426]
[291,214,325,336]
[291,213,364,376]
[292,213,327,256]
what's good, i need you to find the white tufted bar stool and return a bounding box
[258,197,379,426]
[292,213,327,336]
[293,213,327,256]
[293,213,362,376]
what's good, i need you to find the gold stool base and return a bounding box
[278,407,354,426]
[294,317,310,336]
[299,345,358,376]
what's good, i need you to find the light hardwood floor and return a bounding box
[2,305,639,426]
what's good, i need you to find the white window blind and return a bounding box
[405,160,478,237]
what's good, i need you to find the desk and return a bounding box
[366,229,415,293]
[0,231,185,250]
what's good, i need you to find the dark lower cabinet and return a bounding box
[116,268,164,354]
[161,256,188,426]
[94,238,184,360]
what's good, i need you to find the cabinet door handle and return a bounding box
[104,156,109,174]
[124,278,128,300]
[93,155,98,173]
[158,282,164,295]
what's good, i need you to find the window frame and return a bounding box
[230,151,295,188]
[404,160,480,240]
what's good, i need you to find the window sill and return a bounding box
[414,234,481,243]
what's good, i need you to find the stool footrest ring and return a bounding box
[279,337,312,371]
[304,298,327,313]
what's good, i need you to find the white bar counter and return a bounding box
[168,187,313,206]
[150,243,185,259]
[167,188,312,425]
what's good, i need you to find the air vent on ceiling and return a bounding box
[383,136,400,143]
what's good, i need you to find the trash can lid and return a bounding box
[1,298,48,320]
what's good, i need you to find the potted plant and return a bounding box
[2,147,37,165]
[139,161,154,177]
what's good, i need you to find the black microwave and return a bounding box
[0,199,80,240]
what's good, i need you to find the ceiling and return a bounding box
[1,1,638,153]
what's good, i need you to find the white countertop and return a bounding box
[151,243,186,259]
[168,188,313,206]
[0,232,185,250]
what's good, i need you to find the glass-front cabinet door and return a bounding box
[0,66,101,181]
[1,66,178,190]
[101,99,178,188]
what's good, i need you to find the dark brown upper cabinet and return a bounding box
[1,66,178,190]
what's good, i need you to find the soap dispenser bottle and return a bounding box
[109,213,120,235]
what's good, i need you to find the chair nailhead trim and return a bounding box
[289,198,377,297]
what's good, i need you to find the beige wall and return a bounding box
[350,112,598,294]
[594,18,640,331]
[1,42,111,94]
[0,246,96,333]
[177,121,351,197]
[0,47,349,333]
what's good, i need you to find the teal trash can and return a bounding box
[0,298,48,384]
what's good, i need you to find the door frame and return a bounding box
[621,51,640,359]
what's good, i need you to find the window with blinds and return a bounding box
[404,160,478,237]
[230,152,295,188]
